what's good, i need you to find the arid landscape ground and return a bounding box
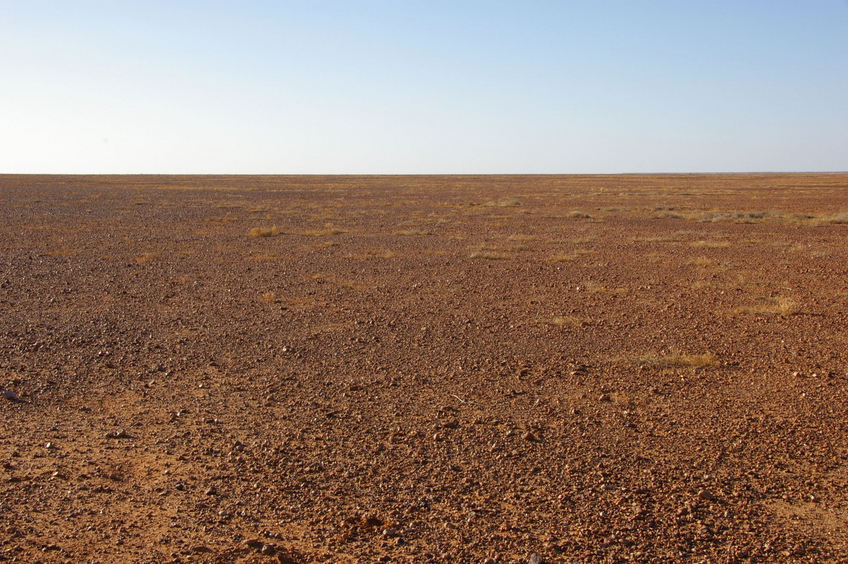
[1,174,847,563]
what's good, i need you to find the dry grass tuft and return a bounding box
[548,237,595,244]
[687,256,716,267]
[733,296,800,317]
[691,240,731,249]
[248,226,280,237]
[548,249,595,263]
[393,229,430,236]
[546,315,588,328]
[636,351,719,370]
[261,292,280,303]
[508,234,538,242]
[813,211,848,224]
[631,235,682,243]
[134,252,161,265]
[483,199,521,207]
[470,250,510,260]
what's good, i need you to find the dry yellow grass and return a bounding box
[470,250,509,260]
[733,296,800,317]
[635,351,719,369]
[691,240,731,249]
[134,252,160,264]
[548,249,595,263]
[393,229,430,236]
[545,315,588,328]
[548,236,595,244]
[687,256,716,267]
[261,292,279,303]
[631,235,682,243]
[248,226,280,237]
[482,199,521,207]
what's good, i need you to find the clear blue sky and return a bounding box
[2,1,847,174]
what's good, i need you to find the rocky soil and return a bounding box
[1,174,848,563]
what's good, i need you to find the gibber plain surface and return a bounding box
[1,174,848,564]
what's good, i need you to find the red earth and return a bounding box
[1,174,847,563]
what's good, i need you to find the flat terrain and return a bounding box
[1,174,848,564]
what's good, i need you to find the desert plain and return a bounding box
[1,173,848,564]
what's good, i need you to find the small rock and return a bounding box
[105,429,131,439]
[45,442,56,450]
[2,390,20,401]
[522,431,539,442]
[528,553,545,564]
[174,482,186,491]
[697,489,717,502]
[382,528,398,538]
[204,486,217,496]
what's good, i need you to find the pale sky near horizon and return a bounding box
[1,1,847,174]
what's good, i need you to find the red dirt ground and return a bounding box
[1,174,847,563]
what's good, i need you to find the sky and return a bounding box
[1,1,847,174]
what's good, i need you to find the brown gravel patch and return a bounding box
[1,173,848,563]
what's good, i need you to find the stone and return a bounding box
[2,390,20,401]
[697,489,717,502]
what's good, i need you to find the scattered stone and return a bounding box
[522,431,539,442]
[2,390,20,402]
[45,442,56,450]
[105,429,131,439]
[697,489,717,502]
[528,553,545,564]
[382,528,399,538]
[204,486,217,496]
[174,482,186,491]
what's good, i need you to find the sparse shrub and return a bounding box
[393,229,429,236]
[733,297,799,317]
[483,199,521,207]
[470,251,509,260]
[134,252,160,264]
[691,240,731,249]
[546,315,587,327]
[636,351,719,369]
[508,234,537,242]
[248,226,280,237]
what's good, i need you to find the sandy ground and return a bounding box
[1,174,847,563]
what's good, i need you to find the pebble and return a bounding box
[522,431,539,442]
[697,489,717,502]
[528,553,544,564]
[2,390,20,401]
